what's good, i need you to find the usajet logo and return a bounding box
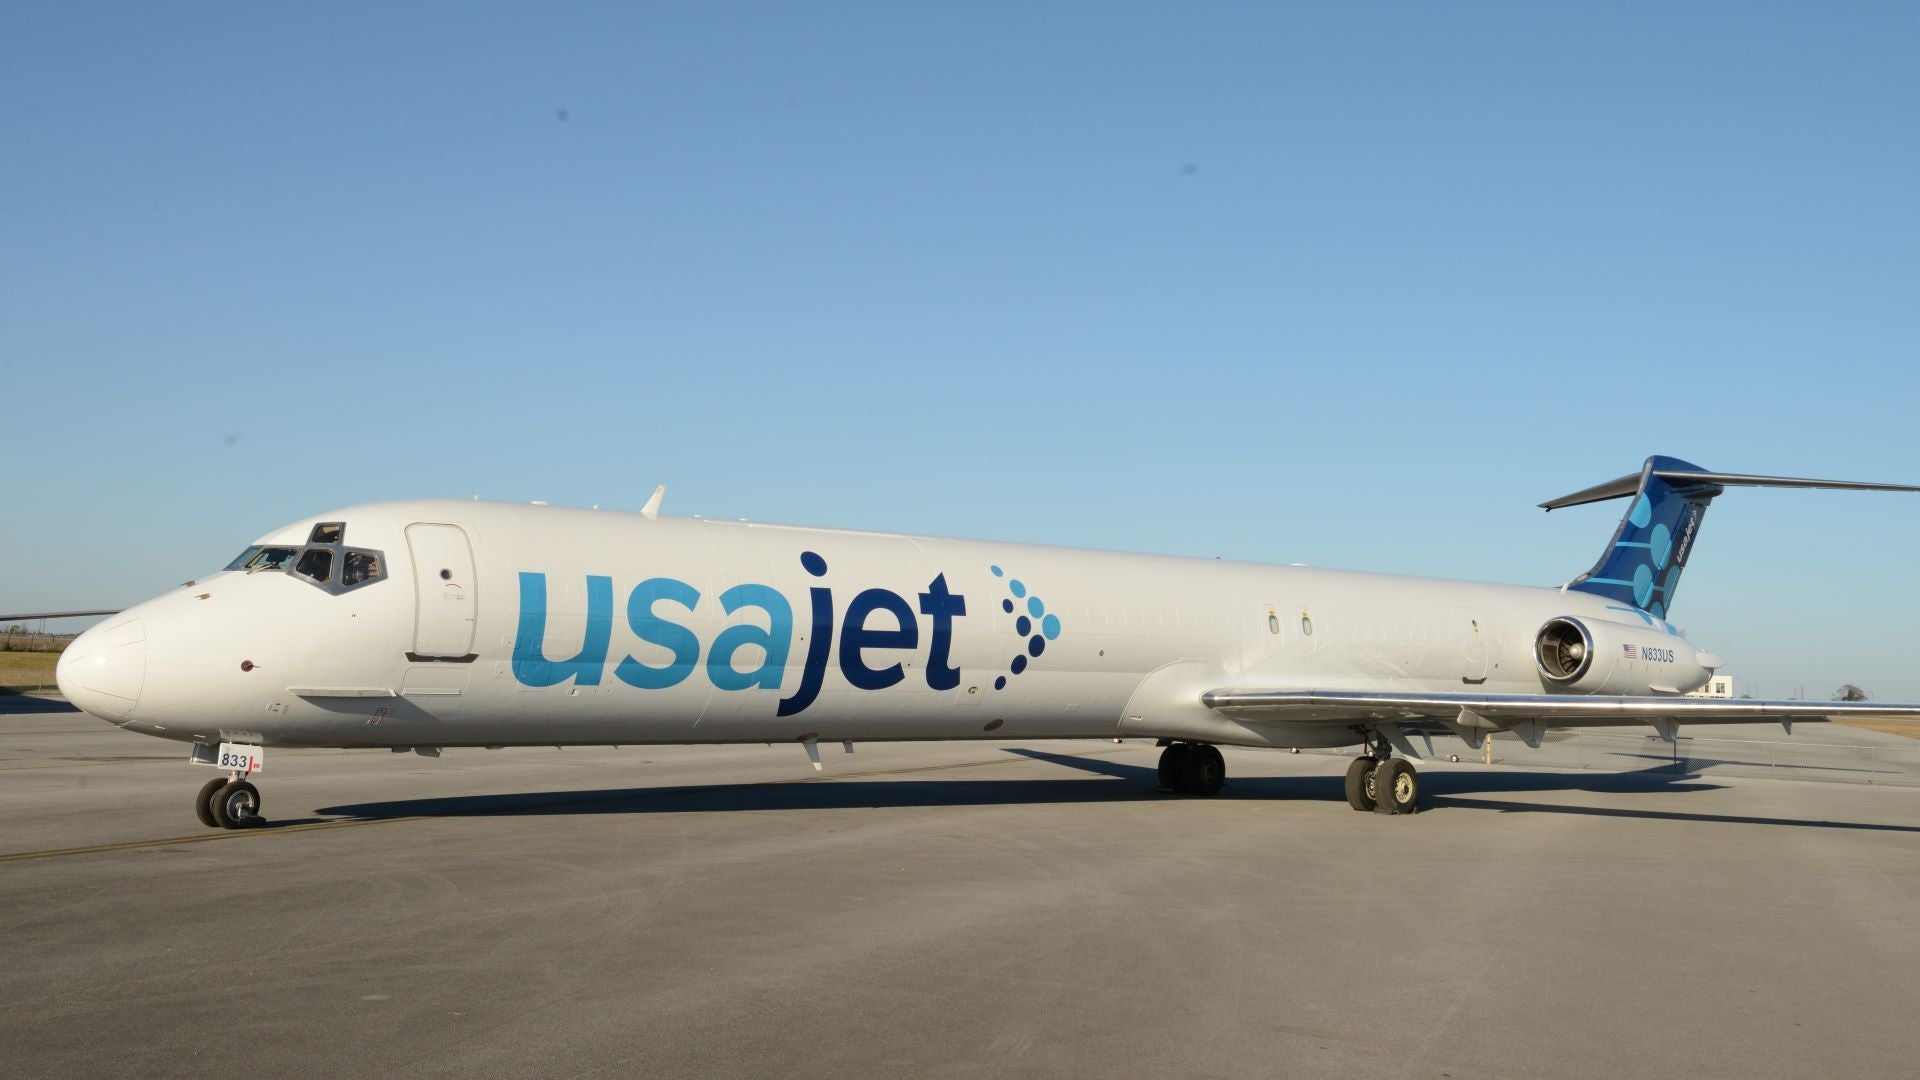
[510,553,1065,715]
[1674,504,1704,567]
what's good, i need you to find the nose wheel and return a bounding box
[195,775,264,829]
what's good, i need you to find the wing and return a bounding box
[1201,688,1920,751]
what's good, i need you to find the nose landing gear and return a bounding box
[188,741,267,829]
[194,774,264,829]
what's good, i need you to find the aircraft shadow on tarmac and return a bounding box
[1604,749,1881,778]
[307,748,1920,835]
[0,694,80,715]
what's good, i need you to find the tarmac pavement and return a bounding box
[3,695,1918,1079]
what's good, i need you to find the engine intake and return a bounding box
[1535,618,1593,683]
[1533,615,1714,695]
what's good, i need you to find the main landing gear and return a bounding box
[194,775,264,829]
[1344,735,1419,815]
[1157,741,1226,795]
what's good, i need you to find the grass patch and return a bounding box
[1833,719,1920,741]
[0,650,63,691]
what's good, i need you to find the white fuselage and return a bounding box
[59,500,1710,753]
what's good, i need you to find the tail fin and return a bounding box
[1541,456,1920,618]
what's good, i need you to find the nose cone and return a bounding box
[58,615,146,722]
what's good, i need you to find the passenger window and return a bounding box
[343,551,384,587]
[1267,610,1280,635]
[295,548,334,583]
[309,522,345,545]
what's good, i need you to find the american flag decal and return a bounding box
[1623,644,1637,659]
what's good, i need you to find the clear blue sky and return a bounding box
[5,2,1918,699]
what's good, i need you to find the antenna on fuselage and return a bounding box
[640,484,666,519]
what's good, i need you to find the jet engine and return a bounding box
[1533,616,1716,695]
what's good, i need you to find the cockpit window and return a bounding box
[234,547,299,572]
[225,529,386,594]
[342,551,383,587]
[295,548,334,583]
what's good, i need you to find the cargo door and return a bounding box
[407,523,477,659]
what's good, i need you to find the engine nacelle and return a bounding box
[1534,616,1715,695]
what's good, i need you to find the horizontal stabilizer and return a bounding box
[1540,469,1920,511]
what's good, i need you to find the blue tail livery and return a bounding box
[1542,455,1920,618]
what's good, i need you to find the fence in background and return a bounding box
[1524,729,1920,788]
[2,630,77,653]
[0,628,77,694]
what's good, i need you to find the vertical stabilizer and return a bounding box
[1562,456,1722,618]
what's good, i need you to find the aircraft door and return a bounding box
[407,523,478,658]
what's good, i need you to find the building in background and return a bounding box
[1687,675,1735,699]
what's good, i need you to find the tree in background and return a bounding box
[1833,684,1870,702]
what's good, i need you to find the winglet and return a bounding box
[640,484,666,520]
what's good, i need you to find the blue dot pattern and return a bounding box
[990,563,1062,690]
[1567,455,1719,621]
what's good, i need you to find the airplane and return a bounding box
[47,455,1920,829]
